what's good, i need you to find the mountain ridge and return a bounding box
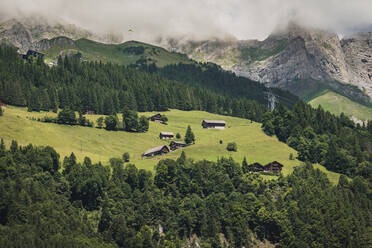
[166,23,372,106]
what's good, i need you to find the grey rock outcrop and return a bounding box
[167,24,372,104]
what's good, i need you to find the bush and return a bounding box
[122,152,130,162]
[226,142,237,152]
[176,133,181,139]
[219,140,223,144]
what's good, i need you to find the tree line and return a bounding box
[0,141,371,247]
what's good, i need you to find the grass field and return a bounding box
[43,38,192,67]
[310,90,372,121]
[0,106,341,183]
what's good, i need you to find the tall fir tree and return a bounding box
[184,125,195,144]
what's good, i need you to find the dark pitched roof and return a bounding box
[143,145,168,155]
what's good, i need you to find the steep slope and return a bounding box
[167,23,372,106]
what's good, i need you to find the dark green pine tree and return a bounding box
[242,156,249,173]
[184,125,195,144]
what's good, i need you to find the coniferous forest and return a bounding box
[0,45,273,122]
[0,43,372,247]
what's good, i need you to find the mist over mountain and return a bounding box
[1,0,372,42]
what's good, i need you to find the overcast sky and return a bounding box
[1,0,372,41]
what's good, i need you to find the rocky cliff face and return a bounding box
[167,24,372,105]
[0,17,120,53]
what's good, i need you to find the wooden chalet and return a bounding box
[263,161,284,172]
[169,141,187,151]
[0,102,7,109]
[248,162,264,172]
[149,113,162,122]
[202,120,226,129]
[160,132,174,139]
[142,145,170,157]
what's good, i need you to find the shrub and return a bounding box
[176,133,181,139]
[226,142,237,152]
[122,152,130,162]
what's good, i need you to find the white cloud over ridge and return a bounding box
[1,0,372,42]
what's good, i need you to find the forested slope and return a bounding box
[0,45,283,122]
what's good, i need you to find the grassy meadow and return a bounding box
[0,106,341,183]
[310,90,372,121]
[43,39,192,67]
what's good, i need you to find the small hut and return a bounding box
[263,161,284,172]
[169,141,187,151]
[202,120,226,129]
[149,113,162,122]
[142,145,170,157]
[160,132,174,139]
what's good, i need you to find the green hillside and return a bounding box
[43,38,192,67]
[0,106,340,183]
[310,90,372,121]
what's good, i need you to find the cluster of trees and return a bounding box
[41,107,94,127]
[262,102,372,179]
[97,108,149,132]
[0,142,371,247]
[0,45,270,122]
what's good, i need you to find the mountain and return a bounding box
[0,17,122,53]
[0,17,192,67]
[166,23,372,106]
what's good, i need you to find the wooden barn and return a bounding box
[263,161,284,172]
[169,141,187,151]
[160,132,174,139]
[149,113,162,122]
[248,162,264,172]
[142,145,170,157]
[202,120,226,129]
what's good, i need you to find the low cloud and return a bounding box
[1,0,372,42]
